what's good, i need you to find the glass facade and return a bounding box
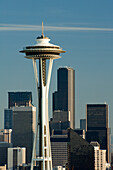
[12,106,36,164]
[86,104,110,163]
[4,109,13,129]
[8,92,32,108]
[53,67,75,129]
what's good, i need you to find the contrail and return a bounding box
[0,24,113,32]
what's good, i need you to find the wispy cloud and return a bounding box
[0,24,113,32]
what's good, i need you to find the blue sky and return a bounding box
[0,0,113,132]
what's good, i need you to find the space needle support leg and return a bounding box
[31,58,53,170]
[46,58,53,170]
[46,59,53,94]
[40,58,53,170]
[31,58,39,170]
[40,58,45,170]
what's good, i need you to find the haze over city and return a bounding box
[0,0,113,134]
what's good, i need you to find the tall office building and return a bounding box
[8,92,32,108]
[5,92,32,129]
[12,106,36,164]
[86,104,110,163]
[53,67,75,129]
[8,147,26,170]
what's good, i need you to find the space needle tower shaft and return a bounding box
[20,22,65,170]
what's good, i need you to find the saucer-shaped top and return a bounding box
[20,35,65,60]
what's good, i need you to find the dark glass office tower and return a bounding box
[53,67,75,129]
[86,104,110,163]
[4,109,13,129]
[6,91,35,164]
[8,92,32,108]
[12,106,36,164]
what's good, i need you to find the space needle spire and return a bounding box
[42,21,44,37]
[20,22,65,170]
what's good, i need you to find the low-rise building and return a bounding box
[90,142,106,170]
[0,165,6,170]
[0,129,12,143]
[0,142,12,167]
[8,147,26,170]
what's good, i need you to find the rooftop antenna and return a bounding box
[42,21,44,37]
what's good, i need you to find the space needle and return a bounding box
[20,22,65,170]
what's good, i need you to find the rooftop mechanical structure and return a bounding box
[20,23,65,170]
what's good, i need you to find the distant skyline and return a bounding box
[0,0,113,133]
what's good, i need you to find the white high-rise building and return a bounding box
[8,147,26,170]
[90,142,106,170]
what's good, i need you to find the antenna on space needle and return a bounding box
[42,21,44,37]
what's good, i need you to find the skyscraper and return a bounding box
[5,91,33,130]
[53,67,75,129]
[8,92,32,108]
[12,106,36,164]
[86,104,110,163]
